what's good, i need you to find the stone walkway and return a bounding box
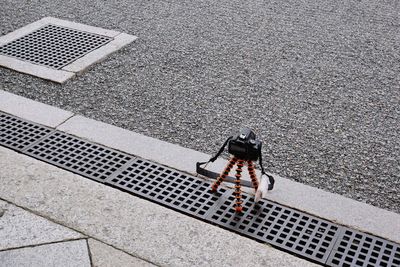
[0,199,155,267]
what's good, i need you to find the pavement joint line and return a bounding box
[87,239,162,267]
[1,92,400,245]
[54,113,76,128]
[0,90,74,128]
[85,239,94,267]
[0,237,88,253]
[0,196,89,239]
[0,195,162,267]
[87,238,162,267]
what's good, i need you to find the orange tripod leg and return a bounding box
[234,159,244,213]
[211,157,237,192]
[247,160,259,192]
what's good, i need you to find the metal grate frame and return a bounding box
[1,111,400,266]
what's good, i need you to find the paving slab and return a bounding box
[0,239,91,267]
[0,199,83,250]
[0,90,74,127]
[88,239,157,267]
[0,146,318,267]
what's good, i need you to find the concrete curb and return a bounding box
[1,90,399,244]
[0,90,74,128]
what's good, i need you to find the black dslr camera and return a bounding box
[228,127,261,161]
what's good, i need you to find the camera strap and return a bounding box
[197,136,253,187]
[209,136,232,163]
[258,145,275,190]
[196,136,232,171]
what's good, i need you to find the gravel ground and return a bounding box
[1,0,399,213]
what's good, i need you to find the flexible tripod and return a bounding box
[196,129,275,213]
[210,156,260,213]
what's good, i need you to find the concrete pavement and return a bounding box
[0,198,154,267]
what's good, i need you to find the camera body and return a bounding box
[228,127,261,161]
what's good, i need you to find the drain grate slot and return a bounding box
[0,112,53,151]
[106,158,226,218]
[327,229,400,267]
[23,131,133,182]
[205,193,339,263]
[0,24,112,69]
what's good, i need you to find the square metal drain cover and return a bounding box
[0,17,137,83]
[0,24,112,69]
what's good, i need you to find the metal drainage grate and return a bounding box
[1,113,400,266]
[206,193,340,263]
[327,229,400,267]
[106,158,227,218]
[0,112,53,150]
[0,24,112,69]
[23,131,133,182]
[105,158,339,264]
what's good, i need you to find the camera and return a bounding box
[228,127,261,161]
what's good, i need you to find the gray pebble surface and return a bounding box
[0,0,399,212]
